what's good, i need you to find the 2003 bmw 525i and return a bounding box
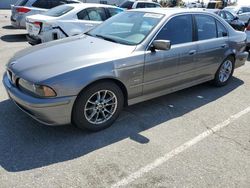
[3,8,248,131]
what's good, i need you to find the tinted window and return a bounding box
[107,8,123,17]
[137,3,146,8]
[155,15,193,45]
[216,21,227,37]
[195,15,217,41]
[15,0,29,6]
[225,11,234,20]
[77,10,89,20]
[43,5,74,17]
[120,1,133,9]
[145,3,158,8]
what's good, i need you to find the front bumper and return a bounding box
[235,51,249,68]
[2,73,76,126]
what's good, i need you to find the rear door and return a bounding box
[61,8,106,36]
[194,14,229,78]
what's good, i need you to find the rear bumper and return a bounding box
[26,34,41,45]
[235,51,249,68]
[10,15,26,29]
[2,73,76,126]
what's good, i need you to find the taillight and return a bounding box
[16,7,30,13]
[33,22,42,27]
[246,25,250,31]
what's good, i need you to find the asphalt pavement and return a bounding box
[0,10,250,188]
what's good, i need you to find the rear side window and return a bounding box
[216,21,227,38]
[225,11,234,20]
[43,5,74,17]
[218,11,226,19]
[15,0,29,6]
[77,8,106,21]
[145,3,159,8]
[107,8,123,17]
[155,15,193,45]
[195,15,217,41]
[137,3,146,8]
[120,1,133,9]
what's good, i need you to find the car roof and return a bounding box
[66,3,121,9]
[130,8,209,16]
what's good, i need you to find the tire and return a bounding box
[72,81,124,131]
[213,56,235,87]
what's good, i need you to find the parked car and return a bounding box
[25,3,123,45]
[11,0,81,29]
[207,9,245,31]
[224,6,250,26]
[186,2,202,8]
[207,1,223,9]
[3,9,248,131]
[120,0,161,9]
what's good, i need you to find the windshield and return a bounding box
[43,5,74,17]
[87,11,163,45]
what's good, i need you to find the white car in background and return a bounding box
[26,3,123,45]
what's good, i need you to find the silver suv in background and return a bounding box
[120,0,161,9]
[11,0,81,29]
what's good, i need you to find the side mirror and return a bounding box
[151,40,171,52]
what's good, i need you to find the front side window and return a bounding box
[77,10,89,20]
[155,15,193,45]
[87,12,163,45]
[216,20,227,38]
[195,15,217,41]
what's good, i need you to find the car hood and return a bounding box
[8,35,136,82]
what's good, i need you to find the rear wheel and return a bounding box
[213,56,235,87]
[72,81,124,131]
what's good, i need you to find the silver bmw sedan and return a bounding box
[3,8,248,131]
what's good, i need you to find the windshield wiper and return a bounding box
[95,34,119,43]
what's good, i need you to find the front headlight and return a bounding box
[18,78,56,97]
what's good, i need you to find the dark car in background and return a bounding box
[11,0,81,29]
[207,9,245,31]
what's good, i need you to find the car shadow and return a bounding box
[1,34,27,42]
[0,77,244,172]
[2,25,17,30]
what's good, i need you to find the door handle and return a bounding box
[188,50,197,55]
[221,44,227,48]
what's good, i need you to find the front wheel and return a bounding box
[213,56,235,87]
[72,81,124,131]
